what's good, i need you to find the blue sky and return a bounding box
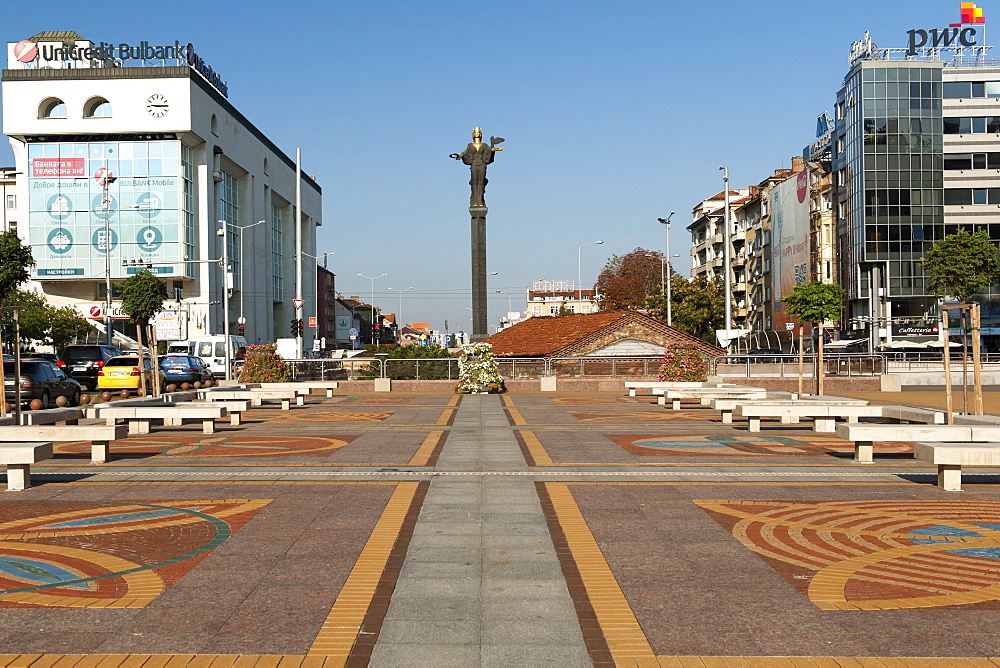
[1,1,979,331]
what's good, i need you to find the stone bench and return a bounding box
[161,400,251,426]
[834,423,1000,463]
[914,442,1000,491]
[0,425,127,463]
[653,387,768,409]
[0,442,53,490]
[266,381,339,398]
[710,395,866,424]
[623,381,735,397]
[19,408,86,426]
[198,389,304,410]
[87,405,227,435]
[736,404,884,433]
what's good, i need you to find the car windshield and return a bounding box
[105,357,140,367]
[3,362,38,374]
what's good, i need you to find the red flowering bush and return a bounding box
[237,344,290,383]
[657,342,708,382]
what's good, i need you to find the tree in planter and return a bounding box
[119,270,167,397]
[782,282,844,395]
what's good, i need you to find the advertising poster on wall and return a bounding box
[770,170,810,329]
[28,140,184,279]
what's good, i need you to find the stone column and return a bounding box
[470,205,488,341]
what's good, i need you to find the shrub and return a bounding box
[238,344,290,383]
[657,342,709,382]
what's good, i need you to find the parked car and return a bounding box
[27,352,60,364]
[60,345,124,390]
[4,359,82,408]
[97,355,164,391]
[158,355,215,387]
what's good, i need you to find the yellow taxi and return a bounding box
[96,355,163,391]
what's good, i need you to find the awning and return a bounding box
[824,338,865,349]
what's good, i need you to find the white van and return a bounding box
[167,335,247,375]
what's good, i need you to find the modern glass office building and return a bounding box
[833,30,1000,347]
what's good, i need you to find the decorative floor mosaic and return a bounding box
[54,434,359,458]
[608,433,911,457]
[698,499,1000,610]
[0,499,266,609]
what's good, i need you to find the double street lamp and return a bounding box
[387,287,413,329]
[657,213,678,326]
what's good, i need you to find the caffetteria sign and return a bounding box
[11,38,228,97]
[906,2,986,55]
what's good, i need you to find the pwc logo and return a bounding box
[13,40,37,63]
[907,3,985,55]
[951,2,986,27]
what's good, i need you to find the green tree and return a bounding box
[0,230,34,304]
[783,282,844,324]
[3,290,92,351]
[119,270,167,396]
[47,305,94,351]
[783,281,844,395]
[922,228,1000,302]
[646,276,725,344]
[595,247,665,311]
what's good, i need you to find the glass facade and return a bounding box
[218,170,239,284]
[27,139,182,278]
[181,145,196,278]
[271,202,283,300]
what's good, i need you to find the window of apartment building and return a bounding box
[943,117,1000,134]
[271,203,283,300]
[181,145,196,278]
[549,305,558,314]
[943,81,1000,99]
[532,305,542,315]
[5,194,13,210]
[944,188,1000,205]
[218,171,239,284]
[944,153,1000,170]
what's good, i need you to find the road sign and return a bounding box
[94,167,115,186]
[349,335,357,341]
[785,323,795,330]
[308,316,317,328]
[293,299,305,310]
[349,327,358,336]
[312,339,321,352]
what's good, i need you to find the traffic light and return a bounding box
[291,318,298,337]
[238,324,245,336]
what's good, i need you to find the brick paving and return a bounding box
[3,389,1000,665]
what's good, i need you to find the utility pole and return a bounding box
[720,167,733,342]
[295,148,303,358]
[658,212,675,326]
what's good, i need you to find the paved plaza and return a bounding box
[3,389,1000,665]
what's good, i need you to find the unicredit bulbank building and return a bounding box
[2,31,321,347]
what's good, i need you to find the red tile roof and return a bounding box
[482,310,724,358]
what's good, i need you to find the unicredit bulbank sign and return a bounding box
[10,38,228,97]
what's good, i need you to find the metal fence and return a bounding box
[710,354,885,378]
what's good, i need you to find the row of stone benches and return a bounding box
[0,381,338,490]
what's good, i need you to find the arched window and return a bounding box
[84,97,112,118]
[211,114,218,135]
[39,98,67,119]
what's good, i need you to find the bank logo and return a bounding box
[13,40,37,63]
[952,2,986,27]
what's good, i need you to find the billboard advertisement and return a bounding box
[28,140,183,279]
[770,170,810,328]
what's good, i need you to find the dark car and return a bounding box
[4,359,82,408]
[158,355,215,387]
[59,345,124,390]
[28,353,60,364]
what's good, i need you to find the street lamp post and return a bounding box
[358,273,385,344]
[303,251,333,351]
[657,213,675,326]
[217,222,232,380]
[495,289,512,313]
[236,219,267,338]
[387,287,413,328]
[719,167,733,342]
[577,240,604,303]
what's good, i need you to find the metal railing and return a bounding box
[710,354,885,378]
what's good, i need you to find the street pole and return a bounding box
[658,213,675,326]
[577,240,604,303]
[238,220,266,338]
[102,164,114,346]
[295,148,303,358]
[720,167,733,342]
[218,223,232,381]
[359,273,385,344]
[388,287,412,328]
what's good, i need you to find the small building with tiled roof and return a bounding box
[482,310,723,358]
